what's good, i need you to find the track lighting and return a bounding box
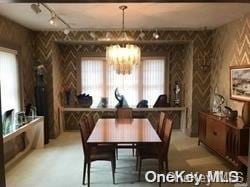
[31,3,41,14]
[64,28,70,35]
[153,29,159,39]
[49,15,57,26]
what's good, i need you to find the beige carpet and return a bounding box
[6,130,232,187]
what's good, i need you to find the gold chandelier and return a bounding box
[106,5,141,75]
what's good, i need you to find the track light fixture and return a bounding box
[31,3,41,14]
[49,15,57,26]
[153,29,159,39]
[32,3,72,35]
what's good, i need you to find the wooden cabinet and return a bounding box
[198,112,249,168]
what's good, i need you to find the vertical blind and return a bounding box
[81,58,165,107]
[107,65,139,106]
[143,59,165,106]
[0,50,20,116]
[81,59,104,106]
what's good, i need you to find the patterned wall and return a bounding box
[0,15,34,162]
[211,13,250,115]
[0,15,34,106]
[58,43,186,130]
[34,30,212,137]
[59,43,186,105]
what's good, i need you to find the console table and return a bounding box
[3,117,44,169]
[198,112,249,168]
[61,107,187,131]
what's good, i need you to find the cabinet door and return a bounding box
[206,118,226,155]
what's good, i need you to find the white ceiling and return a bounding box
[0,3,250,31]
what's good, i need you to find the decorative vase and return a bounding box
[77,94,93,108]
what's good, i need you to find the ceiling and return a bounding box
[0,3,249,31]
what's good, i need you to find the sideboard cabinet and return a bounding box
[198,112,249,168]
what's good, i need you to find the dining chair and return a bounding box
[117,107,133,119]
[116,107,135,158]
[136,118,173,182]
[92,112,100,124]
[87,114,96,133]
[157,112,166,140]
[81,115,91,135]
[79,119,116,187]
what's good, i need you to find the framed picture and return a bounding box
[230,65,250,102]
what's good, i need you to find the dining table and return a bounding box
[87,118,162,145]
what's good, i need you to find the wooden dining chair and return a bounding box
[157,112,166,140]
[87,114,96,133]
[136,118,173,182]
[79,119,116,187]
[92,112,100,124]
[117,107,133,119]
[116,107,135,158]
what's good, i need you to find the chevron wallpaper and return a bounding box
[0,15,34,162]
[211,13,250,115]
[58,43,186,130]
[33,30,212,137]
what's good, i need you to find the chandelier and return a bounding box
[106,5,141,75]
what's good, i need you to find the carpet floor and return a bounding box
[6,130,233,187]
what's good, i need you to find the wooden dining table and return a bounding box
[87,118,161,144]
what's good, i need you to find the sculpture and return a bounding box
[114,88,128,108]
[153,94,169,107]
[136,100,148,108]
[174,81,181,106]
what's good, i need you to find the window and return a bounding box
[81,59,104,107]
[0,49,20,116]
[81,58,165,107]
[143,59,165,106]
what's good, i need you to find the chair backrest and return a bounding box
[117,108,132,119]
[92,112,100,124]
[162,118,173,157]
[157,112,166,135]
[79,117,90,158]
[87,114,95,132]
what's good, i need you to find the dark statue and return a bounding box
[136,100,148,108]
[153,94,169,107]
[114,88,128,108]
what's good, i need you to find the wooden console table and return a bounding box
[3,117,44,169]
[198,112,249,168]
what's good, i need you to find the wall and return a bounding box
[59,43,186,105]
[211,13,250,114]
[34,30,212,137]
[0,15,34,162]
[183,44,193,132]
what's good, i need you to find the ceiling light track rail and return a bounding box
[41,3,71,29]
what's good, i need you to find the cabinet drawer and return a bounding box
[206,118,226,155]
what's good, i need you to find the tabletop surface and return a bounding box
[87,118,162,144]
